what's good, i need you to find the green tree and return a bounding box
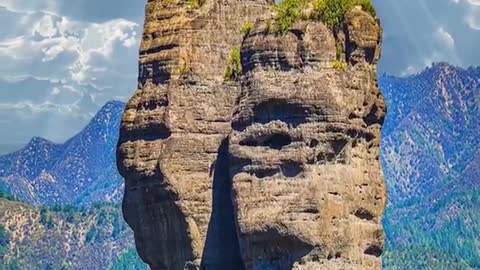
[110,249,148,270]
[85,226,97,243]
[0,183,15,201]
[0,226,19,270]
[39,207,54,229]
[0,226,9,257]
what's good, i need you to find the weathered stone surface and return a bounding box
[117,0,273,269]
[229,9,386,270]
[117,1,386,269]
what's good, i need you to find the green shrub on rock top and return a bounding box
[272,0,308,34]
[39,207,54,229]
[223,48,242,81]
[0,226,20,270]
[272,0,376,34]
[312,0,376,29]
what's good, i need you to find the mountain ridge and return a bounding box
[381,62,480,206]
[0,100,126,206]
[0,100,148,270]
[380,63,480,269]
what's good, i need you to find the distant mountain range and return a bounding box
[0,101,148,270]
[0,100,125,206]
[0,63,478,269]
[381,63,480,269]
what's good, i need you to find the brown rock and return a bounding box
[117,0,273,269]
[117,1,386,269]
[228,9,386,270]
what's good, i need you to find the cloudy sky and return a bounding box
[0,0,479,153]
[376,0,480,76]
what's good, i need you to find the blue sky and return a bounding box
[0,0,479,153]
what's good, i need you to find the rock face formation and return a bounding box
[117,1,386,269]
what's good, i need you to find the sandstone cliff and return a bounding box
[117,1,386,269]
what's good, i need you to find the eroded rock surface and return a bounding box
[117,1,386,269]
[229,8,386,269]
[117,0,273,269]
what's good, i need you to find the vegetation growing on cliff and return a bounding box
[272,0,307,34]
[272,0,376,34]
[224,48,242,80]
[39,207,55,229]
[333,60,347,71]
[240,22,255,38]
[312,0,376,29]
[188,0,205,9]
[178,58,192,76]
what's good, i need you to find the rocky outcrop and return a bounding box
[229,7,385,269]
[117,1,273,269]
[117,1,386,269]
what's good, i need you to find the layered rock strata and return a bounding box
[117,1,386,269]
[117,0,273,269]
[229,8,386,269]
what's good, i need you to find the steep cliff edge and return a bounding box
[117,1,273,269]
[117,1,386,269]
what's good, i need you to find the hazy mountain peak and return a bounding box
[25,136,57,150]
[0,101,126,206]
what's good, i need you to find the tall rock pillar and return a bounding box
[116,0,273,269]
[117,1,387,269]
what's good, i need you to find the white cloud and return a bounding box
[452,0,480,30]
[465,0,480,30]
[0,8,139,86]
[33,15,58,37]
[399,25,460,77]
[0,100,78,115]
[0,0,58,15]
[376,0,480,75]
[70,19,138,84]
[436,27,455,49]
[123,35,137,48]
[0,2,141,146]
[466,9,480,30]
[467,0,480,4]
